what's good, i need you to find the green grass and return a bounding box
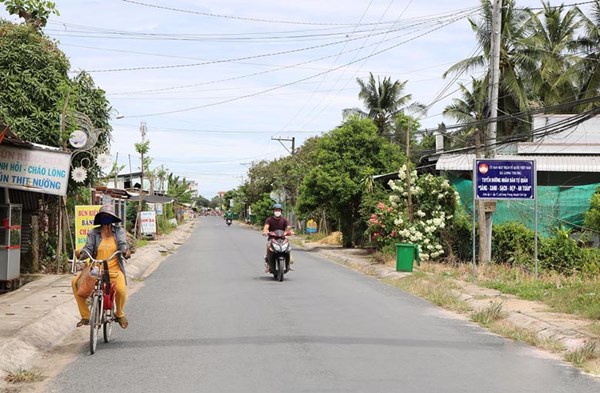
[490,321,565,353]
[589,323,600,336]
[136,239,149,248]
[565,341,598,367]
[385,272,471,314]
[471,301,505,327]
[419,261,600,321]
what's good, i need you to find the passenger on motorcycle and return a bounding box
[262,203,294,272]
[72,205,131,329]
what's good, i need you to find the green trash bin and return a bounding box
[396,244,419,272]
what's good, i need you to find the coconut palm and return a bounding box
[443,77,489,150]
[355,73,418,136]
[524,2,582,111]
[573,0,600,109]
[444,0,532,137]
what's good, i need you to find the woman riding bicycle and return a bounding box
[71,205,131,329]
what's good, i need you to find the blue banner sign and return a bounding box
[474,159,536,200]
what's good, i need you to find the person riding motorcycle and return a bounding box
[72,205,131,329]
[262,203,294,272]
[225,209,233,223]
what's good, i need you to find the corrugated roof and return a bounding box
[436,154,600,172]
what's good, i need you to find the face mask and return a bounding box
[99,216,113,225]
[274,211,282,217]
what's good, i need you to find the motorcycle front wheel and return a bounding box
[277,257,284,282]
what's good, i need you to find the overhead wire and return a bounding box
[119,0,474,27]
[122,9,477,118]
[293,0,402,133]
[80,9,476,73]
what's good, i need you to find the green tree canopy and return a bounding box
[296,117,405,247]
[0,20,69,145]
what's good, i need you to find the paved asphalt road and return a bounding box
[47,216,599,393]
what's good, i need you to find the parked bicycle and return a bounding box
[76,249,121,354]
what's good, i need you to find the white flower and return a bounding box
[96,153,112,168]
[416,210,426,218]
[394,218,404,226]
[71,166,87,183]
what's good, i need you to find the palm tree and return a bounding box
[573,0,600,110]
[443,77,488,150]
[444,0,532,137]
[524,2,582,111]
[355,73,416,136]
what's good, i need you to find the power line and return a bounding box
[120,0,475,27]
[82,10,475,73]
[123,10,475,118]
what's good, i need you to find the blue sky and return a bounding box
[1,0,585,198]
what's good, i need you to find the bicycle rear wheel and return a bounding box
[89,295,101,354]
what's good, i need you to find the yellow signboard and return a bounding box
[306,219,317,234]
[75,205,102,250]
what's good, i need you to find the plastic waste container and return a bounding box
[396,243,419,272]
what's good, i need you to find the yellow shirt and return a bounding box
[96,236,120,272]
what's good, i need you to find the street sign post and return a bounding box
[472,159,538,277]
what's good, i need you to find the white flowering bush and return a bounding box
[366,165,458,261]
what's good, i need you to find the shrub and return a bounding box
[538,227,584,274]
[443,206,473,262]
[492,222,535,268]
[365,166,458,261]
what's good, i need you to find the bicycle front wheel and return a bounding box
[103,304,115,343]
[89,295,101,354]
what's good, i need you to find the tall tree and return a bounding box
[443,77,489,149]
[574,0,600,109]
[444,0,532,137]
[0,0,59,29]
[525,2,581,110]
[296,117,404,247]
[355,73,415,137]
[0,20,69,145]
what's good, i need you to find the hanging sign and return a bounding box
[0,145,71,196]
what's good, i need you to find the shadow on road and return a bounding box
[100,335,504,351]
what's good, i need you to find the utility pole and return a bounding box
[482,0,502,262]
[271,136,295,155]
[133,122,147,239]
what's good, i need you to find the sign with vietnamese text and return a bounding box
[75,205,102,249]
[474,159,536,200]
[141,211,157,234]
[0,145,71,196]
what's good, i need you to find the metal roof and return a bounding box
[436,154,600,172]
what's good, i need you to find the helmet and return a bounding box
[273,203,283,210]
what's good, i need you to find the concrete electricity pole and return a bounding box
[271,136,295,155]
[482,0,503,262]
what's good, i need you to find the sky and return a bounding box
[0,0,590,198]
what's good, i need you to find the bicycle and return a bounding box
[77,249,121,355]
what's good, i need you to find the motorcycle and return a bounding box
[226,218,232,226]
[266,229,291,282]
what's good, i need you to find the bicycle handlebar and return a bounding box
[80,249,122,263]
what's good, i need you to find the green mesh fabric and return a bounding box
[450,175,599,237]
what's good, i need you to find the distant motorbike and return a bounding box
[266,229,291,282]
[226,218,232,226]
